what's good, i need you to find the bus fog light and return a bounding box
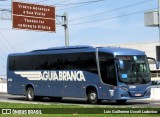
[120,86,128,91]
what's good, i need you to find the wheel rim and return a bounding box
[28,89,33,99]
[90,92,96,101]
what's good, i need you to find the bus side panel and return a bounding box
[59,72,101,98]
[7,72,26,95]
[8,70,106,99]
[34,72,100,98]
[48,82,86,98]
[34,81,64,97]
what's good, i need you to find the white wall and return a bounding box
[0,83,7,93]
[150,88,160,99]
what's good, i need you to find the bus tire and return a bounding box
[87,89,100,104]
[26,87,35,101]
[116,100,127,104]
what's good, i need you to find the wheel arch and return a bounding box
[86,85,99,98]
[26,84,35,92]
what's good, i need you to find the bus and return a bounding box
[7,46,159,104]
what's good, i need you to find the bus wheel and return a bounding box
[116,100,127,104]
[26,87,35,101]
[87,89,100,104]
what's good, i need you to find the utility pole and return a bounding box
[62,12,69,46]
[155,0,160,63]
[56,12,69,46]
[158,0,160,45]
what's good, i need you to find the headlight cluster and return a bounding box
[120,86,128,91]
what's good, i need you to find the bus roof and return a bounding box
[31,45,93,52]
[98,46,145,56]
[9,45,145,56]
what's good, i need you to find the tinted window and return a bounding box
[9,52,97,73]
[99,52,117,86]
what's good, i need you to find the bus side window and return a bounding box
[9,57,16,70]
[107,65,115,79]
[99,52,117,86]
[106,64,117,86]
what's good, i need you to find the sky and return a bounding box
[0,0,159,76]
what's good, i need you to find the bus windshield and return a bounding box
[116,56,150,84]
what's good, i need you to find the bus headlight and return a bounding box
[120,86,128,91]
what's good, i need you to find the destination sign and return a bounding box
[12,2,55,19]
[13,15,56,32]
[12,1,56,32]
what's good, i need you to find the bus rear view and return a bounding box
[7,46,159,104]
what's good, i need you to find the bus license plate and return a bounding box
[135,93,141,96]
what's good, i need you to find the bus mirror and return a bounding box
[147,57,159,69]
[118,60,124,70]
[156,62,159,69]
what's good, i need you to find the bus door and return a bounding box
[99,53,117,98]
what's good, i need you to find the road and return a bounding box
[0,92,160,107]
